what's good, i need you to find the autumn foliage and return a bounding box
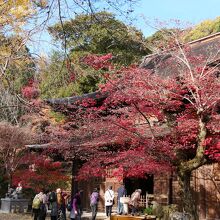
[0,122,33,182]
[71,52,219,177]
[12,154,70,192]
[57,43,220,218]
[21,80,40,99]
[82,53,113,70]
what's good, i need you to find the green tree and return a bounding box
[184,17,220,42]
[48,11,150,66]
[145,28,185,52]
[39,12,150,99]
[39,51,72,98]
[39,50,103,98]
[0,34,35,92]
[0,34,36,124]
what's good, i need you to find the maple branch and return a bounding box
[16,95,34,107]
[168,32,203,109]
[202,58,220,79]
[133,103,155,139]
[170,31,195,81]
[87,0,95,14]
[91,111,145,141]
[200,48,220,78]
[199,166,220,195]
[109,119,144,140]
[171,53,199,106]
[56,0,76,82]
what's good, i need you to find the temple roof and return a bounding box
[46,91,107,108]
[26,144,50,149]
[140,32,220,77]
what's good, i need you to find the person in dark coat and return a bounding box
[48,191,58,220]
[117,183,127,215]
[90,188,99,220]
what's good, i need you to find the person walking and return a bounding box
[57,188,66,220]
[70,190,82,220]
[104,186,114,218]
[48,190,58,220]
[32,191,42,220]
[38,189,48,220]
[32,189,48,220]
[117,183,127,215]
[90,188,99,220]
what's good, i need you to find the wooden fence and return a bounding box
[122,194,155,208]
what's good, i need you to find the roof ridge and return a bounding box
[143,32,220,59]
[188,31,220,45]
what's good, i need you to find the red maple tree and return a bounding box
[64,41,220,219]
[12,153,70,192]
[21,79,40,99]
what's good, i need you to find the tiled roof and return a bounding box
[140,32,220,77]
[46,91,107,106]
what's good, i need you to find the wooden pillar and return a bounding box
[168,171,173,204]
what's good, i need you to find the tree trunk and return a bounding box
[175,116,207,220]
[178,170,198,220]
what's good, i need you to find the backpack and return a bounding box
[32,196,41,209]
[49,191,57,202]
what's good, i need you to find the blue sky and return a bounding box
[29,0,220,54]
[134,0,220,36]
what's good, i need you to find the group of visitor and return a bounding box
[87,183,142,219]
[32,184,142,220]
[32,188,68,220]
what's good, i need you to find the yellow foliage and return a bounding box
[41,108,67,125]
[184,17,220,42]
[0,0,47,29]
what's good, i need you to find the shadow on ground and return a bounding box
[0,212,107,220]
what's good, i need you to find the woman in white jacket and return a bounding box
[104,186,114,217]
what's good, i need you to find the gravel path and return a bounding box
[0,211,107,220]
[0,213,50,220]
[0,213,31,220]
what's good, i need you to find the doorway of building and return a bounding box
[124,175,154,196]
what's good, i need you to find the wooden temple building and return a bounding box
[46,32,220,220]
